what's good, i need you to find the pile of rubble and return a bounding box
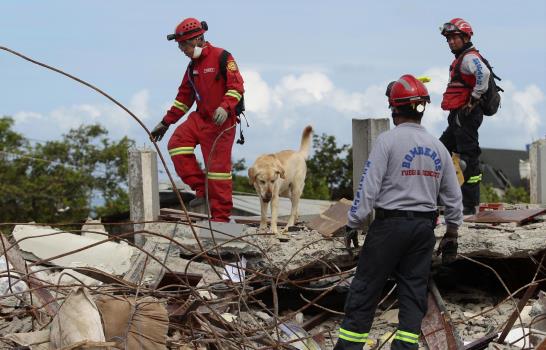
[0,203,545,349]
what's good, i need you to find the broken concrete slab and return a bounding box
[306,199,352,237]
[434,219,546,259]
[12,225,135,275]
[81,218,108,241]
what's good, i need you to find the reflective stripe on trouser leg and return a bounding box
[207,172,232,180]
[167,113,205,197]
[393,330,419,346]
[206,173,232,222]
[338,328,368,343]
[168,146,194,156]
[199,118,236,223]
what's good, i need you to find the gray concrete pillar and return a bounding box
[352,118,390,193]
[128,148,160,246]
[529,139,546,204]
[351,118,390,230]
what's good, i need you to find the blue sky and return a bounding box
[1,1,545,179]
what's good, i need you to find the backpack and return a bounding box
[453,49,504,116]
[217,50,246,117]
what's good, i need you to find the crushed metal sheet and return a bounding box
[464,208,546,224]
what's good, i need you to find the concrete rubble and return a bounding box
[0,204,544,349]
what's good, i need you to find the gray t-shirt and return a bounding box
[348,122,463,228]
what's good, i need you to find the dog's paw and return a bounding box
[258,224,268,233]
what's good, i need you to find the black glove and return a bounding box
[150,121,169,142]
[344,226,359,250]
[436,225,458,264]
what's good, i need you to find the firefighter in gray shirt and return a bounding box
[334,75,463,350]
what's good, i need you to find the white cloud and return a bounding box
[12,90,152,140]
[13,111,43,123]
[129,90,151,120]
[241,68,544,154]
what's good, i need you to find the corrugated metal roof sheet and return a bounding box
[159,181,335,216]
[233,194,333,216]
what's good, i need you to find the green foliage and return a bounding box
[503,186,530,204]
[480,183,530,204]
[231,158,255,194]
[305,133,353,200]
[480,183,501,203]
[303,176,331,200]
[0,116,134,223]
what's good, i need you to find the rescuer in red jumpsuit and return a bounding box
[151,18,245,222]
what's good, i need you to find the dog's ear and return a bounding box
[248,166,256,185]
[275,160,286,179]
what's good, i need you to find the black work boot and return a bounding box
[463,206,476,215]
[189,196,205,208]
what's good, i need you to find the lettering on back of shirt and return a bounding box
[401,146,442,171]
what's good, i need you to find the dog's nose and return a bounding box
[263,192,272,202]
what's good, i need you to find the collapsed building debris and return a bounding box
[0,204,544,349]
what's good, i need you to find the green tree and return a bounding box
[503,186,530,204]
[304,133,353,200]
[480,183,501,203]
[0,117,134,223]
[232,158,254,193]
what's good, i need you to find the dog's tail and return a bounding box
[299,125,313,159]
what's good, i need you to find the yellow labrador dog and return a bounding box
[248,125,313,238]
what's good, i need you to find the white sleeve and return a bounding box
[461,54,490,99]
[438,149,463,226]
[347,136,388,228]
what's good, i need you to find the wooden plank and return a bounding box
[306,199,352,237]
[0,235,60,317]
[464,209,546,224]
[422,281,461,350]
[497,283,538,344]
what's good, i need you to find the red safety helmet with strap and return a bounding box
[167,18,208,42]
[388,75,430,109]
[440,18,473,38]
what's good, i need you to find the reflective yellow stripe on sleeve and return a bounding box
[173,100,189,113]
[225,89,242,101]
[169,147,194,156]
[467,173,482,184]
[207,172,232,180]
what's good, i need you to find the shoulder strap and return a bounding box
[216,50,230,81]
[452,48,478,86]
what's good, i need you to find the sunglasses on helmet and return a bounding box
[440,22,460,35]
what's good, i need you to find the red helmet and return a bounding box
[388,74,430,108]
[441,18,473,37]
[167,18,208,42]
